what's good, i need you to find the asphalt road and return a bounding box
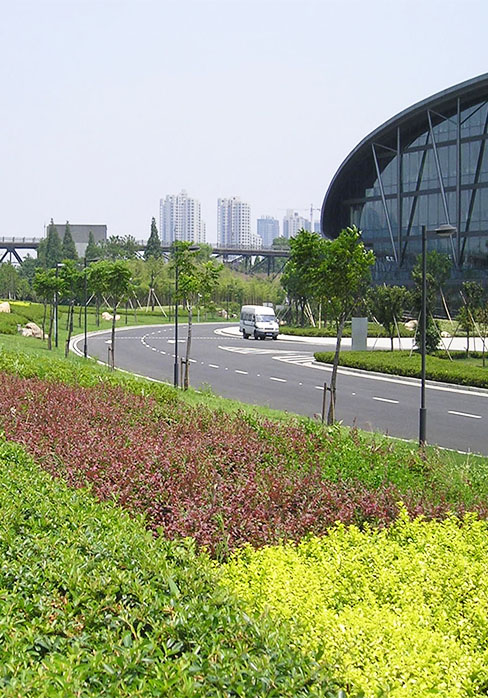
[74,322,488,455]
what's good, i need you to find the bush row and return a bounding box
[0,438,338,697]
[280,324,414,338]
[221,510,488,697]
[314,349,488,388]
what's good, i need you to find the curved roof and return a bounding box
[321,72,488,237]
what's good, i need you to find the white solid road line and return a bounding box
[448,410,482,419]
[373,396,399,404]
[270,377,287,382]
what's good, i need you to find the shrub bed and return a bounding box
[280,324,414,338]
[0,439,337,697]
[314,349,488,388]
[221,510,488,697]
[0,358,487,554]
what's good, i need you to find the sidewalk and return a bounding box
[218,325,485,352]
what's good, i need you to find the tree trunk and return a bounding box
[42,303,47,341]
[390,334,394,352]
[327,315,346,425]
[184,303,193,390]
[47,305,54,350]
[111,305,117,369]
[65,302,74,358]
[466,330,470,355]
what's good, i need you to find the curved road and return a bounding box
[73,323,488,455]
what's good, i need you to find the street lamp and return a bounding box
[173,260,179,388]
[419,223,457,446]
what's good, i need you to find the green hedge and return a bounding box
[0,438,337,697]
[280,324,414,339]
[314,350,488,388]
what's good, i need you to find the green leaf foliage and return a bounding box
[0,439,338,697]
[314,349,488,389]
[221,511,488,697]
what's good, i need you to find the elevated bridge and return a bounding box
[0,237,290,271]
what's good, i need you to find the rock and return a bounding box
[441,331,451,338]
[25,322,43,339]
[0,301,10,313]
[404,320,418,331]
[21,328,33,337]
[101,312,120,321]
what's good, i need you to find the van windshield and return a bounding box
[255,314,275,323]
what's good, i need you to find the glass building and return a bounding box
[321,73,488,285]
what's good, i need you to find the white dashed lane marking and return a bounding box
[373,397,399,404]
[270,377,287,383]
[448,410,482,419]
[235,370,248,375]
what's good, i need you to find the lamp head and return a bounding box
[435,223,457,238]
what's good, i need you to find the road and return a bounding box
[73,322,488,455]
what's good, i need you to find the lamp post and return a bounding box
[83,258,88,358]
[419,223,457,446]
[173,260,179,388]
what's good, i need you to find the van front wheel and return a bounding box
[243,331,249,339]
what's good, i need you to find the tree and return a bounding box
[282,229,326,326]
[412,249,452,318]
[144,218,162,260]
[476,302,488,367]
[367,285,408,351]
[99,235,138,260]
[316,226,375,424]
[410,250,449,355]
[171,241,222,389]
[88,261,133,369]
[0,263,21,300]
[62,221,78,260]
[458,281,484,353]
[32,268,64,349]
[85,231,101,261]
[58,260,82,357]
[44,219,63,268]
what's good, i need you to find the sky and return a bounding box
[2,0,488,243]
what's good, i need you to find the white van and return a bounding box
[240,305,279,340]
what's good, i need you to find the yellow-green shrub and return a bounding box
[220,510,488,697]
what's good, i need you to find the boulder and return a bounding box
[0,301,10,313]
[21,328,34,337]
[440,331,451,338]
[404,320,418,331]
[25,322,44,339]
[101,311,120,321]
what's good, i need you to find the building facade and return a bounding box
[257,216,280,247]
[51,223,107,258]
[159,190,205,245]
[282,210,311,239]
[321,73,488,284]
[217,197,259,247]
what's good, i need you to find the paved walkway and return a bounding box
[219,325,486,352]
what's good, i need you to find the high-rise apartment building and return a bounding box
[282,210,311,239]
[217,197,258,247]
[257,216,280,247]
[159,190,205,244]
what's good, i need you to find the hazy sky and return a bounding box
[2,0,488,242]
